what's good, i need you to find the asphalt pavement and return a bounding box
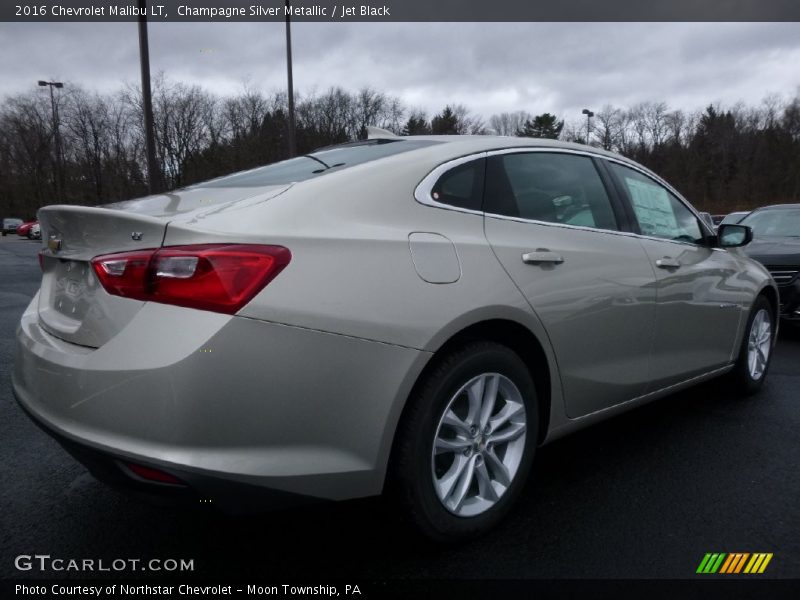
[1,233,799,583]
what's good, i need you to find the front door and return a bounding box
[606,161,746,390]
[482,150,658,418]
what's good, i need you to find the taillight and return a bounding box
[91,244,291,314]
[38,250,45,271]
[123,462,185,485]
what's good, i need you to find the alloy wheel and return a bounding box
[431,373,527,517]
[747,308,772,380]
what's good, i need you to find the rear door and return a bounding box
[481,150,658,418]
[604,160,746,390]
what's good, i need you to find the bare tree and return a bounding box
[488,111,532,136]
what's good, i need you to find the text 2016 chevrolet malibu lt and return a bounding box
[13,133,778,540]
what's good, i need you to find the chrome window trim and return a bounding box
[413,146,725,252]
[413,152,488,216]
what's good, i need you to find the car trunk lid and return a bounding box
[35,184,291,348]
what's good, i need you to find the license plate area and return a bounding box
[46,259,95,322]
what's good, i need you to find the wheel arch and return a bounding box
[758,284,779,321]
[383,317,554,493]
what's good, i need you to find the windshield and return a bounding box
[720,212,747,225]
[740,207,800,237]
[193,139,440,189]
[3,218,23,227]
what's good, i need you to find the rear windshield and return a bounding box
[196,139,440,188]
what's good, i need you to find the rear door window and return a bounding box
[484,152,619,231]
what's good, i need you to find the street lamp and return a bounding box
[581,108,594,146]
[38,80,64,202]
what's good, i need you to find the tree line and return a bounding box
[2,76,799,218]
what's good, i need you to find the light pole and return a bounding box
[38,80,64,203]
[285,0,297,157]
[138,0,160,194]
[581,108,594,146]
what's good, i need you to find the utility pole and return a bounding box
[285,0,297,157]
[38,80,64,203]
[138,0,160,194]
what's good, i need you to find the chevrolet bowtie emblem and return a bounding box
[47,236,62,252]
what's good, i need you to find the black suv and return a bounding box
[741,204,800,323]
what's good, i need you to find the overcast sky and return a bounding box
[2,22,799,122]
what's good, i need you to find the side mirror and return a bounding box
[718,224,753,248]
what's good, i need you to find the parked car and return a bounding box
[2,217,23,236]
[17,220,38,238]
[740,204,800,324]
[711,214,726,226]
[719,211,750,227]
[12,134,778,541]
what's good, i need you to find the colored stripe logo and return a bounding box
[696,553,773,574]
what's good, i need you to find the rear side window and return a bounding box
[484,152,618,231]
[609,162,704,244]
[195,139,440,188]
[430,158,486,212]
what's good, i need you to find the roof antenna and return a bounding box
[366,126,399,140]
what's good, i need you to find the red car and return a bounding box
[16,220,38,238]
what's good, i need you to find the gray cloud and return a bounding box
[2,22,799,124]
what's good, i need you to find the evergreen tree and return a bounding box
[517,113,564,139]
[402,113,431,135]
[431,106,460,134]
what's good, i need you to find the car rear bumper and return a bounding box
[14,392,321,512]
[13,294,427,509]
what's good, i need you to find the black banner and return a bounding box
[5,579,800,599]
[2,0,800,22]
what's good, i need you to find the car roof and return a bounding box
[750,203,800,210]
[376,134,648,174]
[405,134,623,158]
[386,134,671,188]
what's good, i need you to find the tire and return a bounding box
[727,295,775,395]
[391,341,538,542]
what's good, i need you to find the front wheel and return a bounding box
[727,296,775,395]
[391,342,538,541]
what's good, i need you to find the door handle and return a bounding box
[522,250,564,265]
[656,257,681,269]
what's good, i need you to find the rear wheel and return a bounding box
[727,296,774,395]
[392,342,538,541]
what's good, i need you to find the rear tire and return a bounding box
[391,342,538,542]
[727,296,774,396]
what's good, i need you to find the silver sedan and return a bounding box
[13,133,778,541]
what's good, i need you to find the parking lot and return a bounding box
[1,233,799,581]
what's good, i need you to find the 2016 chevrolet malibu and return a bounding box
[13,132,778,541]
